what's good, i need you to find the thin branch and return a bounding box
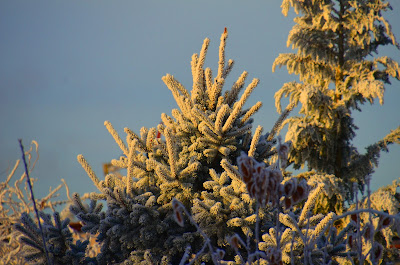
[18,139,52,265]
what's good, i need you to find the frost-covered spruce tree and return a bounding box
[273,0,400,200]
[71,28,298,264]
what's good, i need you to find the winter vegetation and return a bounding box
[1,0,400,264]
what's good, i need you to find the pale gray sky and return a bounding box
[1,1,399,203]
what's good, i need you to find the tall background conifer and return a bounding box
[274,0,400,199]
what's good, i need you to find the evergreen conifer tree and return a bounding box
[273,0,400,198]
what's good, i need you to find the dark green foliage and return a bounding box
[15,212,96,265]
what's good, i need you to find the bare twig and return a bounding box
[19,139,52,265]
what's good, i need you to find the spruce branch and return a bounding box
[346,126,400,184]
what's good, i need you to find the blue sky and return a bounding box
[1,1,399,203]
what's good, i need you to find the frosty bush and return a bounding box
[68,27,304,264]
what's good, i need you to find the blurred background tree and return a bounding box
[274,0,400,200]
